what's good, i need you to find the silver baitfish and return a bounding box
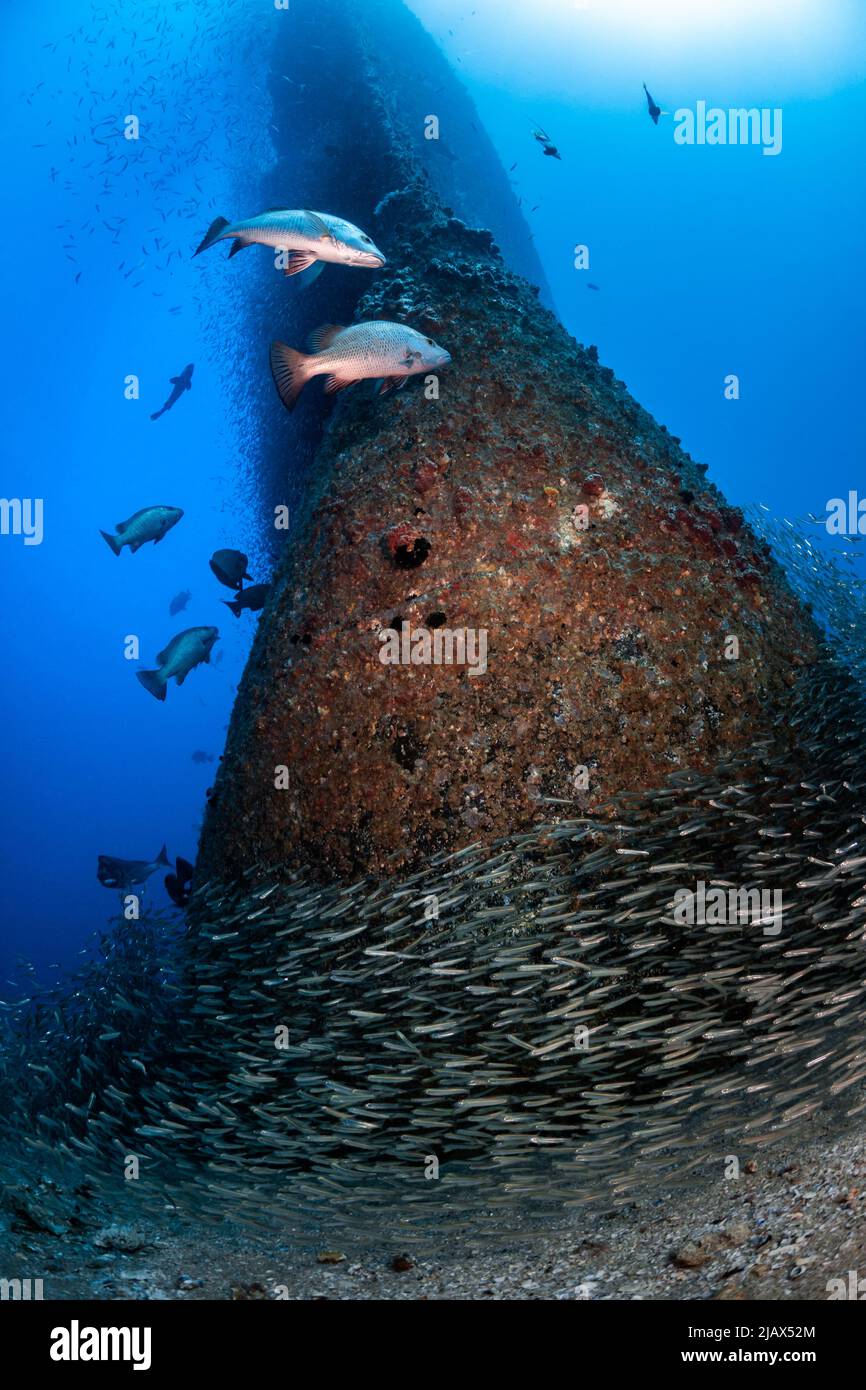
[3,518,866,1240]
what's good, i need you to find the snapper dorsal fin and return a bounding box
[308,324,346,354]
[303,209,337,243]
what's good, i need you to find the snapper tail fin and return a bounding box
[270,341,312,413]
[137,669,167,701]
[194,215,231,256]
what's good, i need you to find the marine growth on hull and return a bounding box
[2,0,865,1256]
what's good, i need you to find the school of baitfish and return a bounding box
[9,2,865,1241]
[2,517,865,1239]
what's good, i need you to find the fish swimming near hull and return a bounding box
[270,321,451,412]
[209,549,250,590]
[165,855,195,908]
[100,506,183,556]
[194,208,386,278]
[136,626,219,701]
[97,845,170,890]
[151,363,193,420]
[224,582,270,617]
[532,124,562,159]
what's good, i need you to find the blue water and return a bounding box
[2,0,864,978]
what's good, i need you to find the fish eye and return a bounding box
[425,337,434,345]
[361,235,372,243]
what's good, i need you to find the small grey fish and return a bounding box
[270,321,451,412]
[101,505,183,555]
[169,589,192,616]
[137,626,219,701]
[97,844,170,890]
[224,582,270,617]
[194,208,386,280]
[210,549,250,590]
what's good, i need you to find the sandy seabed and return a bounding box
[3,1115,864,1302]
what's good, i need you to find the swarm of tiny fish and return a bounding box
[0,912,182,1170]
[2,521,864,1242]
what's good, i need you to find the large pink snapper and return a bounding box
[270,321,452,411]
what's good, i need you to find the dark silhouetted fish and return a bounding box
[169,589,192,616]
[532,124,561,159]
[191,750,215,764]
[165,856,195,908]
[97,845,170,890]
[209,549,250,590]
[151,363,194,421]
[643,83,662,125]
[100,505,183,555]
[224,582,271,618]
